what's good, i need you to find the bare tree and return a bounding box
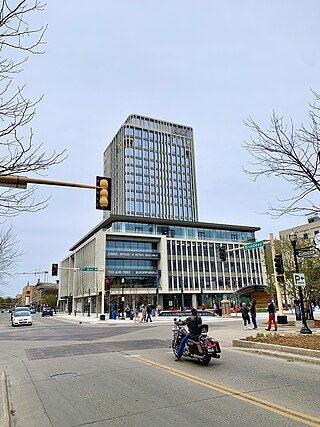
[0,1,66,217]
[0,225,20,286]
[243,91,320,218]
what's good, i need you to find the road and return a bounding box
[0,312,319,427]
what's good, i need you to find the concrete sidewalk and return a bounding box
[54,309,297,326]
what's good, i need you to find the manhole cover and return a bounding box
[50,373,77,381]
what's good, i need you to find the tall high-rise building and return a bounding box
[103,114,198,221]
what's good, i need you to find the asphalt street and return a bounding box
[0,311,319,427]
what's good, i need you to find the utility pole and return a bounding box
[270,233,287,324]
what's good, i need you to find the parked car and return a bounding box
[12,310,32,327]
[42,307,53,317]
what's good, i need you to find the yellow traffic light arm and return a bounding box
[0,175,101,190]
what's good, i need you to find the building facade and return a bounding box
[103,114,198,221]
[58,215,266,315]
[20,284,34,306]
[279,216,320,241]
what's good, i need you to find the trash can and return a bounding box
[100,314,105,321]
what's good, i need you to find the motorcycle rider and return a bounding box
[175,308,202,361]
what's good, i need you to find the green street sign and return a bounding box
[244,241,264,251]
[79,267,98,272]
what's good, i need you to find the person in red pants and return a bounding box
[266,300,277,331]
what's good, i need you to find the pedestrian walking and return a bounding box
[241,302,251,330]
[249,300,257,329]
[266,300,277,331]
[133,306,139,323]
[146,303,152,322]
[140,306,146,323]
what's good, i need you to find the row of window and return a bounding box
[108,222,255,242]
[124,147,191,166]
[125,156,190,173]
[125,193,192,207]
[124,126,191,145]
[125,180,192,191]
[125,187,192,198]
[168,259,261,275]
[125,166,192,179]
[168,275,261,291]
[168,241,260,257]
[125,201,193,218]
[106,240,157,252]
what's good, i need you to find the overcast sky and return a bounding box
[2,0,320,297]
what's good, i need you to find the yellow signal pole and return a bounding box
[270,233,286,321]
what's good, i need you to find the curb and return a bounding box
[232,339,320,365]
[0,370,10,427]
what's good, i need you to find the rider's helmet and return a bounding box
[191,308,197,316]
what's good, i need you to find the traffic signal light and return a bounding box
[52,263,58,276]
[105,278,110,291]
[277,275,285,283]
[274,255,284,275]
[219,246,227,262]
[96,176,111,210]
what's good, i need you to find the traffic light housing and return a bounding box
[96,176,111,210]
[52,263,58,276]
[274,255,284,275]
[105,277,110,291]
[277,275,285,283]
[219,246,227,262]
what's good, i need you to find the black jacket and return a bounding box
[250,303,256,315]
[268,302,276,314]
[181,314,202,335]
[241,306,250,318]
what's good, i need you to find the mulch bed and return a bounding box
[244,330,320,351]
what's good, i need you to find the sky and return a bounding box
[1,0,320,297]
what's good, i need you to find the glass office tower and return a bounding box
[103,114,198,221]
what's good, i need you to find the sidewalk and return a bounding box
[54,309,298,326]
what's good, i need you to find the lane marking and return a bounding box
[134,356,320,427]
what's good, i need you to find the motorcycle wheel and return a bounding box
[172,340,179,357]
[200,354,211,366]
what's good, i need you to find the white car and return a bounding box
[12,310,32,327]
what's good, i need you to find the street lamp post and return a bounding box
[200,283,204,307]
[121,278,125,320]
[180,278,185,311]
[289,232,312,334]
[87,288,91,317]
[68,293,72,315]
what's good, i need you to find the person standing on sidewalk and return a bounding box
[266,300,277,331]
[241,302,251,330]
[250,300,257,329]
[146,303,152,322]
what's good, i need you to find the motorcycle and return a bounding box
[171,318,221,365]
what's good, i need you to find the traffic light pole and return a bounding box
[270,233,287,324]
[101,268,105,320]
[0,175,98,190]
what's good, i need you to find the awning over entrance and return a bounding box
[236,285,267,297]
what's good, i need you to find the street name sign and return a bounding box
[244,241,264,250]
[293,273,306,287]
[79,267,98,272]
[296,250,315,258]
